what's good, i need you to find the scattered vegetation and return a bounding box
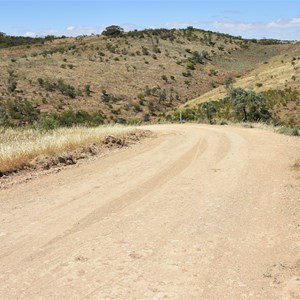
[0,32,59,49]
[38,78,78,98]
[170,87,296,125]
[0,26,299,126]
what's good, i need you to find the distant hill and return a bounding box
[0,27,299,126]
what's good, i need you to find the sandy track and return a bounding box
[0,124,299,299]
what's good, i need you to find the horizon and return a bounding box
[1,0,300,41]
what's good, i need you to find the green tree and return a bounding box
[228,88,271,122]
[102,25,124,37]
[201,102,216,124]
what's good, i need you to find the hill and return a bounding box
[0,27,299,127]
[178,43,300,127]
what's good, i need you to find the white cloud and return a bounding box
[182,17,299,39]
[24,31,36,37]
[212,20,255,31]
[211,18,300,32]
[63,26,104,36]
[267,17,300,29]
[66,26,76,32]
[163,21,200,29]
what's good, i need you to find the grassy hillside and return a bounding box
[0,27,299,126]
[179,44,300,126]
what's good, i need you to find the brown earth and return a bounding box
[0,124,299,299]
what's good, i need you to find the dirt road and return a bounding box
[0,124,299,299]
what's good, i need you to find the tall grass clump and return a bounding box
[275,125,300,136]
[0,125,136,174]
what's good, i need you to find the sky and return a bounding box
[1,0,300,40]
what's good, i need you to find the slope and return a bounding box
[1,28,297,126]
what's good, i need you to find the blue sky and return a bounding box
[1,1,300,40]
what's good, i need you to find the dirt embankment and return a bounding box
[0,130,152,189]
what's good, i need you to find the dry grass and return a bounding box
[235,122,300,136]
[0,125,137,173]
[184,52,300,109]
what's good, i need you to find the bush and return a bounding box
[0,107,9,126]
[57,79,77,98]
[182,71,192,77]
[7,70,17,93]
[276,126,300,136]
[101,90,122,103]
[161,75,168,82]
[6,98,40,124]
[40,115,59,130]
[201,102,217,124]
[187,62,195,70]
[209,69,218,76]
[153,45,161,53]
[38,78,78,98]
[142,46,149,55]
[84,84,91,96]
[191,51,204,64]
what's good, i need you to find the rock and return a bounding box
[57,153,76,165]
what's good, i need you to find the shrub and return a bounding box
[153,45,161,53]
[191,51,204,64]
[101,90,122,103]
[201,102,217,124]
[161,75,168,82]
[57,79,77,98]
[158,90,167,103]
[224,77,235,88]
[142,46,149,55]
[182,71,192,77]
[106,43,117,53]
[209,69,218,76]
[38,78,78,98]
[84,84,91,96]
[6,98,40,124]
[0,107,9,126]
[7,70,17,93]
[187,62,195,70]
[39,115,59,130]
